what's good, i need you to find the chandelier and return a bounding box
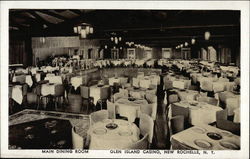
[73,23,94,39]
[110,32,122,44]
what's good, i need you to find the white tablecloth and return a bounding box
[90,85,109,104]
[108,77,121,86]
[41,83,56,96]
[11,85,23,104]
[71,76,83,90]
[175,89,199,101]
[171,125,240,150]
[88,119,140,149]
[44,76,62,84]
[115,98,148,122]
[170,101,222,126]
[139,78,151,89]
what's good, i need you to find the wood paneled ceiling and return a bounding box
[9,9,240,47]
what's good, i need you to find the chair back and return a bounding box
[164,80,173,90]
[216,119,240,135]
[140,104,152,117]
[126,134,149,149]
[100,86,110,100]
[80,85,90,99]
[216,109,228,120]
[68,94,83,113]
[145,93,157,104]
[54,84,65,97]
[170,115,184,135]
[107,100,116,119]
[72,127,84,149]
[168,94,179,105]
[90,110,109,125]
[22,83,28,96]
[27,92,37,104]
[171,104,189,128]
[139,113,154,144]
[113,92,124,102]
[119,88,129,97]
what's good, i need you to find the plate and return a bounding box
[106,123,118,130]
[219,141,240,150]
[194,139,212,149]
[93,128,107,135]
[207,132,222,140]
[192,127,207,134]
[118,131,133,136]
[220,131,233,137]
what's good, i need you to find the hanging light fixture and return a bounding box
[80,29,86,38]
[120,47,123,50]
[180,44,184,48]
[115,37,118,44]
[118,37,122,41]
[191,38,196,45]
[105,45,108,49]
[184,42,188,47]
[89,27,94,34]
[73,23,94,39]
[204,31,211,40]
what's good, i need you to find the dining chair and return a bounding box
[164,80,173,90]
[145,93,157,104]
[216,108,240,135]
[125,134,149,149]
[139,113,154,146]
[52,84,65,110]
[170,115,185,135]
[216,109,228,120]
[216,118,240,135]
[171,104,189,128]
[72,127,84,149]
[107,100,116,119]
[97,86,111,110]
[90,110,109,125]
[80,85,94,113]
[119,88,129,97]
[167,93,179,106]
[113,92,124,102]
[68,93,83,112]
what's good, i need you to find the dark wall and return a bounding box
[9,33,32,67]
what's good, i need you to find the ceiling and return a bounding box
[9,9,240,47]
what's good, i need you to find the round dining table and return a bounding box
[87,119,140,149]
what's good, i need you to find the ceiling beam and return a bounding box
[69,10,83,16]
[27,10,53,28]
[37,10,69,21]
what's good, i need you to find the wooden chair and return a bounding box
[107,100,116,119]
[170,115,185,135]
[80,85,94,113]
[216,109,240,135]
[171,104,189,129]
[125,134,149,149]
[53,84,65,110]
[139,113,154,147]
[72,127,84,149]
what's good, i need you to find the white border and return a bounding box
[1,1,249,158]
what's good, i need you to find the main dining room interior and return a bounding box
[8,9,241,150]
